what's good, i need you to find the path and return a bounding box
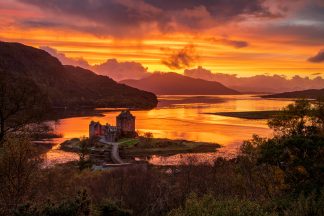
[99,138,125,164]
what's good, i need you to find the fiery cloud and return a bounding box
[1,0,324,77]
[93,59,149,81]
[161,45,199,70]
[41,46,149,81]
[184,66,324,93]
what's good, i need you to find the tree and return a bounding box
[168,193,273,216]
[241,100,324,195]
[78,138,91,171]
[0,74,49,144]
[143,132,153,139]
[13,190,91,216]
[268,100,313,137]
[0,134,43,214]
[142,132,154,146]
[268,99,324,137]
[96,200,132,216]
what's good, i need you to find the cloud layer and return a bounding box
[1,0,324,78]
[184,66,324,93]
[93,59,149,81]
[18,0,278,36]
[41,45,324,93]
[210,38,249,48]
[42,46,149,81]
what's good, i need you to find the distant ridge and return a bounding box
[0,41,158,109]
[120,72,239,95]
[262,88,324,99]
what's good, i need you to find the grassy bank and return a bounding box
[120,137,220,157]
[207,110,281,119]
[60,137,220,159]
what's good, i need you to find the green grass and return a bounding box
[118,138,139,147]
[60,137,220,158]
[121,137,221,157]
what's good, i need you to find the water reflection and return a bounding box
[46,95,293,165]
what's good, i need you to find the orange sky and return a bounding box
[1,0,324,77]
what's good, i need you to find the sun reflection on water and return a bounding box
[45,95,293,165]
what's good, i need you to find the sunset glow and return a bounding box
[1,0,324,78]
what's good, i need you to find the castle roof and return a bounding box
[117,110,135,119]
[90,121,101,126]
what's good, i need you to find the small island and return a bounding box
[206,110,282,119]
[60,110,220,165]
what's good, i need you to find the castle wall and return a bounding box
[104,132,118,142]
[117,118,135,132]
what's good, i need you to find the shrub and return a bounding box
[168,193,274,216]
[95,200,132,216]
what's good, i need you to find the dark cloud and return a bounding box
[258,1,324,45]
[20,20,63,28]
[308,50,324,63]
[297,0,324,23]
[41,46,149,81]
[221,39,249,48]
[18,0,277,36]
[259,23,324,45]
[210,38,249,48]
[145,0,276,19]
[311,72,322,76]
[161,45,199,70]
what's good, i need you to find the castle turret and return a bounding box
[89,121,102,138]
[116,110,136,137]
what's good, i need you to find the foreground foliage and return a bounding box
[168,193,274,216]
[241,100,324,195]
[169,190,324,216]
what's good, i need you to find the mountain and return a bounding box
[0,42,157,109]
[184,66,324,93]
[120,72,239,95]
[262,89,324,99]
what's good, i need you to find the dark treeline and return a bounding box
[0,88,323,215]
[0,74,50,143]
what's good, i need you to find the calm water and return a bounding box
[44,95,293,166]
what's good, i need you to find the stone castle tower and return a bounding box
[89,110,136,141]
[116,110,136,137]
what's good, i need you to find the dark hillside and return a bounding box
[0,42,157,109]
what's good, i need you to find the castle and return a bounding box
[89,110,136,142]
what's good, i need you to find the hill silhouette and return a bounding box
[121,72,239,95]
[262,88,324,99]
[0,42,157,109]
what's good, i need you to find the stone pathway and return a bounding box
[99,138,126,164]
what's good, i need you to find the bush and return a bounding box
[240,100,324,195]
[168,193,274,216]
[13,190,90,216]
[95,200,132,216]
[283,189,324,216]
